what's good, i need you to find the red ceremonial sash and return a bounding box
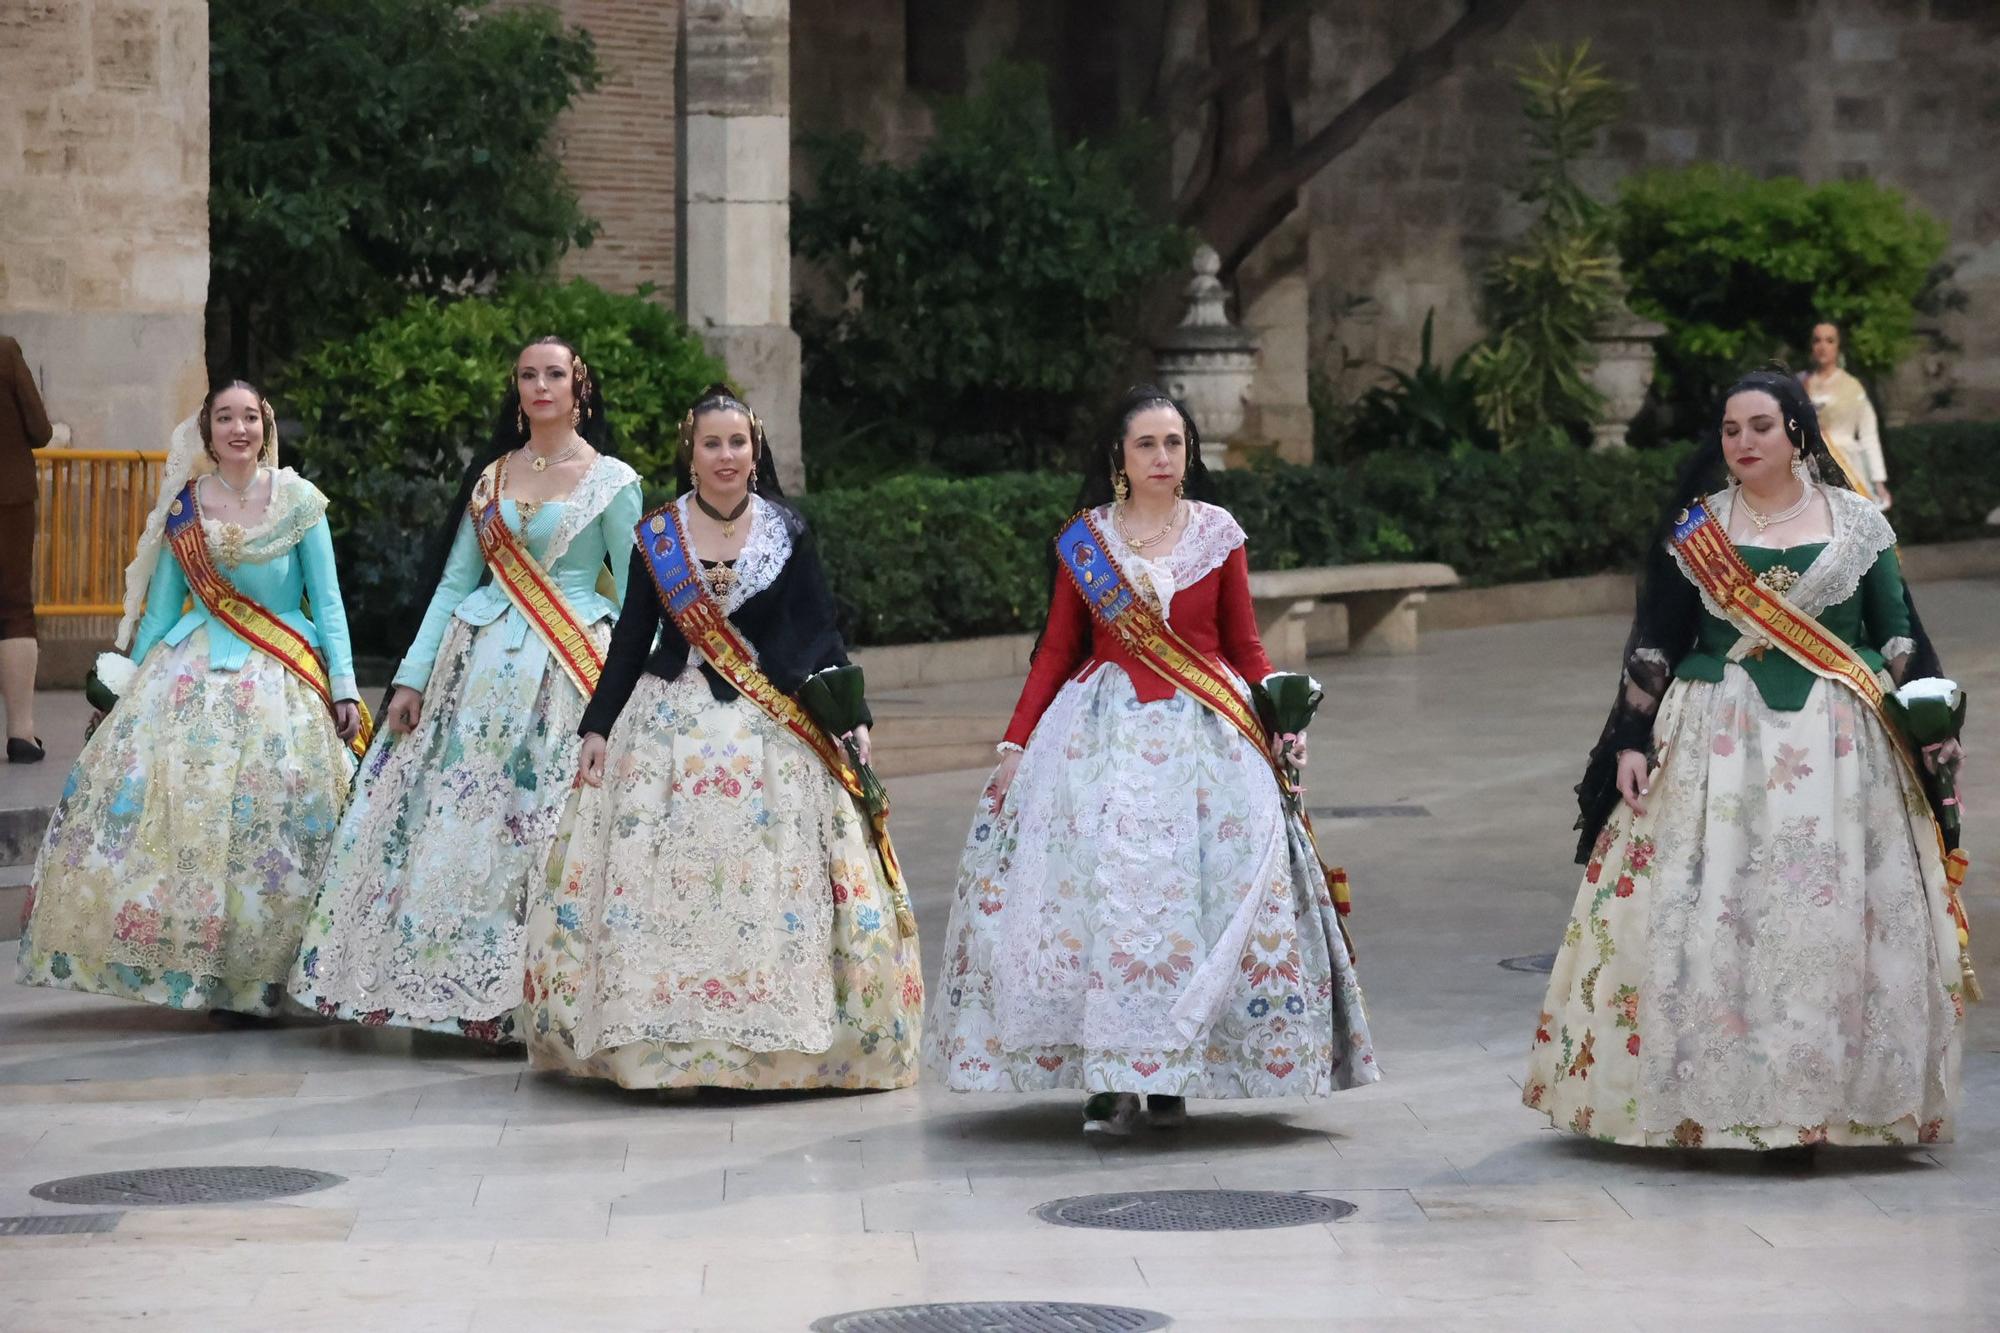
[1671,496,1978,999]
[636,501,917,939]
[163,483,371,758]
[471,459,605,698]
[1054,509,1354,922]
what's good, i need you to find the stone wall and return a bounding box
[1305,0,2000,423]
[791,0,2000,445]
[0,0,209,450]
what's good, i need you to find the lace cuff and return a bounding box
[1880,636,1916,662]
[995,740,1024,756]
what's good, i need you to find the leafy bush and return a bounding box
[1881,423,2000,545]
[279,280,723,656]
[210,0,601,375]
[797,474,1075,645]
[1341,312,1498,454]
[797,423,1998,647]
[1616,167,1949,435]
[793,63,1189,483]
[1469,43,1626,447]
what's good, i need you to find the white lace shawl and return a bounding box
[1094,501,1246,614]
[542,455,641,566]
[676,493,794,614]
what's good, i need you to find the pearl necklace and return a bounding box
[1739,481,1814,533]
[213,465,263,496]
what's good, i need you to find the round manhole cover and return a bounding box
[1036,1188,1354,1231]
[1500,952,1557,974]
[812,1304,1169,1333]
[31,1166,345,1207]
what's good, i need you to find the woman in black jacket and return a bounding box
[523,385,921,1091]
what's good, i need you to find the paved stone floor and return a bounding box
[1,580,1996,1332]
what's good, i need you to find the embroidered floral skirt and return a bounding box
[289,615,602,1042]
[18,630,353,1015]
[524,668,921,1090]
[1525,671,1963,1149]
[925,666,1376,1098]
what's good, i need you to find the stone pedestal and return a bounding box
[1587,297,1666,452]
[1152,245,1259,471]
[680,0,803,490]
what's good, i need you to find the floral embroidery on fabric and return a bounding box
[1523,669,1962,1149]
[924,662,1375,1099]
[19,626,352,1015]
[523,666,921,1090]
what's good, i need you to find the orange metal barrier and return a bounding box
[31,449,168,617]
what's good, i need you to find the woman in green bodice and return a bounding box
[1524,369,1968,1155]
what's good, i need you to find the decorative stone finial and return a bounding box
[1151,244,1261,468]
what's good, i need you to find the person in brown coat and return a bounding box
[1,334,54,761]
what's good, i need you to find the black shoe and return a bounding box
[6,737,43,763]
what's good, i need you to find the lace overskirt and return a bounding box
[524,668,921,1090]
[18,629,354,1015]
[925,665,1377,1098]
[1525,672,1963,1148]
[289,614,603,1038]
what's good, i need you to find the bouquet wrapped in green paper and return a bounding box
[1251,671,1324,810]
[1884,676,1968,839]
[800,664,915,938]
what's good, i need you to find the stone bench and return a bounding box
[1246,563,1460,667]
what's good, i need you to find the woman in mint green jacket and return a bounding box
[291,337,641,1043]
[20,384,362,1016]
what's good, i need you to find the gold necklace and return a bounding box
[526,439,582,473]
[1116,500,1180,550]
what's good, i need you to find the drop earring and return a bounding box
[1113,470,1130,503]
[1174,478,1185,500]
[516,406,528,435]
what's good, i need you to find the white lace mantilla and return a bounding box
[1671,485,1898,626]
[197,468,328,567]
[543,455,641,566]
[677,493,793,613]
[1094,501,1245,613]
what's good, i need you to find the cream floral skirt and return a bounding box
[19,629,353,1015]
[525,667,921,1090]
[1525,671,1962,1148]
[290,615,602,1041]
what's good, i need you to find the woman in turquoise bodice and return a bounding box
[1525,370,1966,1154]
[290,337,641,1042]
[20,383,362,1015]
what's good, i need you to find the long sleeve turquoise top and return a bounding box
[131,469,360,702]
[393,458,643,692]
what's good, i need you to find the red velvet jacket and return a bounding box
[1002,542,1273,748]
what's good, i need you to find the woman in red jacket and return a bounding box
[925,387,1377,1134]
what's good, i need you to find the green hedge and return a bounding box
[798,424,2000,647]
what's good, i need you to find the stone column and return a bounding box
[0,0,210,449]
[679,0,802,491]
